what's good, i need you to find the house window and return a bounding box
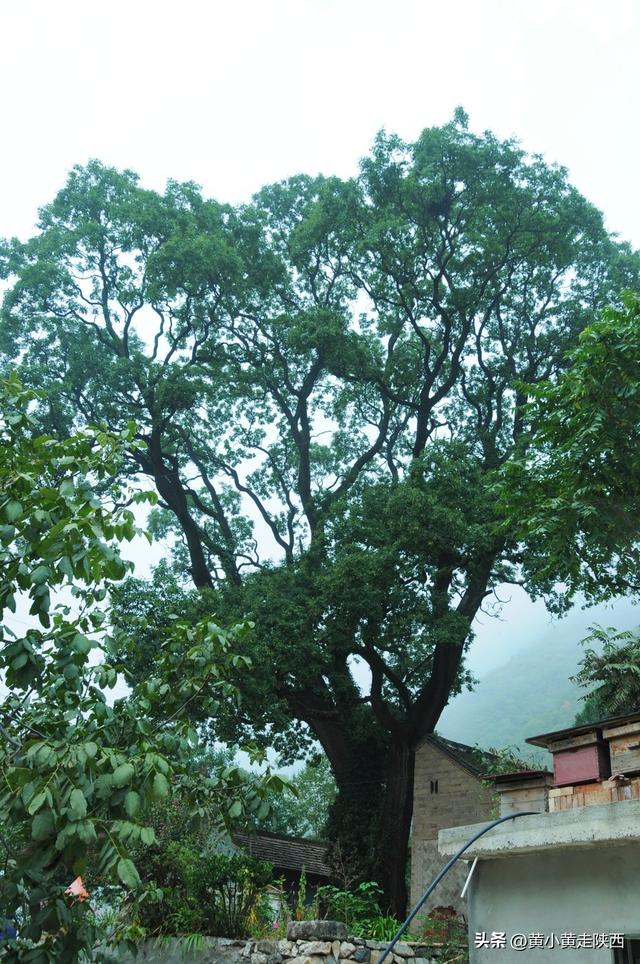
[430,779,438,794]
[614,938,640,963]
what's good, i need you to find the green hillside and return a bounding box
[438,600,640,764]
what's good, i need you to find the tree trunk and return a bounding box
[323,732,414,918]
[376,742,415,918]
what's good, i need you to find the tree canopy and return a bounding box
[573,624,640,725]
[503,291,640,605]
[2,111,638,913]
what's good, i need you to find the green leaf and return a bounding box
[124,790,141,818]
[71,633,92,655]
[69,788,88,819]
[117,857,141,890]
[58,556,74,579]
[5,501,22,522]
[32,811,55,841]
[228,799,242,819]
[140,826,155,845]
[112,763,135,787]
[59,478,75,497]
[27,791,47,815]
[151,772,169,799]
[76,820,98,844]
[30,565,50,585]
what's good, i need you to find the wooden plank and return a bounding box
[547,732,601,752]
[494,776,553,793]
[609,739,640,776]
[603,721,640,740]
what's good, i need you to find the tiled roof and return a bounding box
[424,734,500,776]
[232,831,332,878]
[489,769,551,785]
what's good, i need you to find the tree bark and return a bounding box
[317,724,414,918]
[376,742,415,917]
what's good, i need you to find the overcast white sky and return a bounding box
[2,0,639,246]
[2,0,640,679]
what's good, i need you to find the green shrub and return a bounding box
[313,881,407,942]
[414,912,469,962]
[120,797,273,938]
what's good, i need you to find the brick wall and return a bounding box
[410,739,494,919]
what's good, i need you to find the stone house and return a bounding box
[410,735,495,920]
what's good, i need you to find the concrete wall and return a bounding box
[411,740,493,918]
[467,843,640,963]
[439,803,640,963]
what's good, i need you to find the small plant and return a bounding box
[357,915,402,941]
[246,878,290,939]
[294,866,309,921]
[414,910,469,963]
[155,932,208,958]
[118,797,274,939]
[316,881,384,933]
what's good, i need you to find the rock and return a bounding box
[257,941,279,954]
[393,944,414,957]
[352,948,370,963]
[287,957,326,964]
[331,941,341,959]
[251,954,268,964]
[287,921,348,942]
[298,942,332,956]
[277,941,294,955]
[339,943,356,958]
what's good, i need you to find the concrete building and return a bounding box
[410,735,495,919]
[437,712,640,963]
[440,801,640,963]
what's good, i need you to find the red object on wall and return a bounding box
[553,743,611,787]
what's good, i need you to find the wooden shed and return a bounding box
[232,830,333,900]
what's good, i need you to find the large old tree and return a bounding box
[2,112,638,913]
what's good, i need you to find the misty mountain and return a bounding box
[438,597,640,764]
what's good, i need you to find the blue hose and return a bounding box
[378,810,537,964]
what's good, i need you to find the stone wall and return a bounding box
[411,738,493,918]
[115,921,448,964]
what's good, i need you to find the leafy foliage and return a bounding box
[122,796,273,939]
[2,114,637,912]
[573,625,640,723]
[315,881,389,935]
[502,291,640,607]
[258,756,336,839]
[0,375,280,961]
